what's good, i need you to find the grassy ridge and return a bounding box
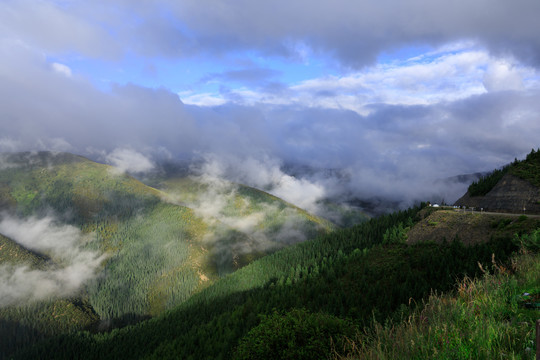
[0,152,161,220]
[160,177,333,232]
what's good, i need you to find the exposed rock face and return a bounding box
[454,174,540,214]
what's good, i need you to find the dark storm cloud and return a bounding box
[3,1,540,68]
[164,0,540,67]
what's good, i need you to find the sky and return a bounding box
[2,0,540,207]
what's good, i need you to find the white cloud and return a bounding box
[0,215,106,307]
[178,91,227,106]
[0,138,23,153]
[37,137,73,152]
[51,62,72,77]
[271,174,325,212]
[187,47,540,116]
[193,153,326,213]
[483,59,525,92]
[105,148,155,174]
[288,49,491,113]
[0,216,83,256]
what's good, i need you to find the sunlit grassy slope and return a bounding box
[160,177,333,241]
[0,151,332,353]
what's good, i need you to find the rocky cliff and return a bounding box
[454,173,540,214]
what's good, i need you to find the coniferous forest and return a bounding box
[7,205,522,359]
[1,152,539,359]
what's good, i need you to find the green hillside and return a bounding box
[0,233,48,267]
[0,233,100,356]
[159,177,333,266]
[3,151,539,359]
[12,202,533,359]
[0,152,332,357]
[0,152,207,316]
[340,244,540,359]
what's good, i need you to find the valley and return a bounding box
[0,151,335,357]
[1,150,540,359]
[3,2,540,358]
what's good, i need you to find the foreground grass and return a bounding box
[340,250,540,359]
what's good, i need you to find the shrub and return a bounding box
[233,308,356,360]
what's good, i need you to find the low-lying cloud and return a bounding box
[192,153,326,213]
[105,148,155,174]
[163,170,325,274]
[0,215,106,307]
[1,20,540,213]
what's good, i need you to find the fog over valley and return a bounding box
[1,1,540,212]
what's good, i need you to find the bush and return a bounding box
[513,228,540,252]
[232,308,356,360]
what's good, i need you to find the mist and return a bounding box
[2,1,540,215]
[2,43,538,209]
[0,215,106,307]
[159,168,333,275]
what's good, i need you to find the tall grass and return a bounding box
[338,250,540,359]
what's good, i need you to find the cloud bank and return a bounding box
[1,1,540,210]
[1,41,539,206]
[3,1,540,67]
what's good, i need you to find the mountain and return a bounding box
[0,151,332,356]
[3,151,538,359]
[455,149,540,213]
[14,203,525,359]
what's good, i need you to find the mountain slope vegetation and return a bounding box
[0,233,48,267]
[3,151,539,359]
[13,203,526,359]
[0,151,332,357]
